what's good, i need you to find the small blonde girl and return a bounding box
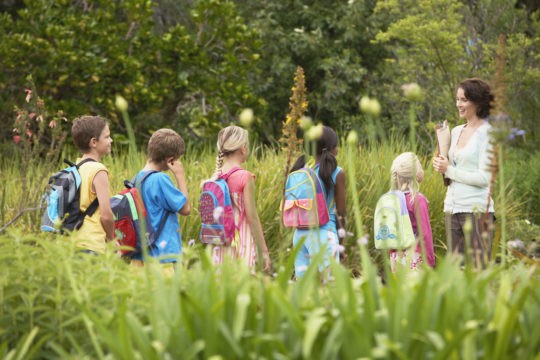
[389,152,435,271]
[207,125,271,271]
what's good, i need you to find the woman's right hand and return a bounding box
[433,155,449,174]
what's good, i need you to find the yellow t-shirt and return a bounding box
[73,158,109,254]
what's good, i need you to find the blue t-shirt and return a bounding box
[132,170,187,263]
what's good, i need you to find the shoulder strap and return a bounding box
[219,166,242,181]
[74,158,99,222]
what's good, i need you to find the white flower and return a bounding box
[188,239,195,247]
[213,206,224,222]
[357,234,369,246]
[159,240,167,249]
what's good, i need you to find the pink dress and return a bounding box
[211,167,258,267]
[389,192,435,270]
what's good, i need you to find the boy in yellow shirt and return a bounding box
[71,115,114,254]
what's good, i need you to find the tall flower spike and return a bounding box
[280,66,307,176]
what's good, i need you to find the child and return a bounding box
[389,152,435,271]
[290,125,346,279]
[207,125,271,271]
[71,115,114,254]
[130,129,190,272]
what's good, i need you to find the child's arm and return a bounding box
[334,170,347,241]
[93,170,114,241]
[168,158,190,216]
[243,177,271,271]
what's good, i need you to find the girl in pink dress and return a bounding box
[207,126,271,271]
[389,152,436,271]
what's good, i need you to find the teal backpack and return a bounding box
[374,191,416,249]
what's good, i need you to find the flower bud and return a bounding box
[299,116,313,130]
[115,95,128,112]
[239,108,254,127]
[306,123,323,141]
[401,83,424,102]
[346,130,358,145]
[359,96,381,117]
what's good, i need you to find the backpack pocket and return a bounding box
[374,206,401,249]
[41,188,60,232]
[115,216,138,256]
[283,198,318,228]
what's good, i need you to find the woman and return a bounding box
[433,78,495,267]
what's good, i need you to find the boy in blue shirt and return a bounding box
[131,129,190,273]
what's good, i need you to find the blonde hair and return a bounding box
[390,152,423,201]
[211,125,249,180]
[147,129,185,163]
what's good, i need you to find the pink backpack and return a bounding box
[199,167,241,246]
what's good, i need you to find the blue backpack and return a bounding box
[373,191,416,249]
[41,158,98,233]
[282,167,330,229]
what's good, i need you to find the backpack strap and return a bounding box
[218,166,242,180]
[133,170,172,241]
[72,158,99,229]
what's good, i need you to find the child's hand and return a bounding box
[167,158,185,176]
[262,251,272,272]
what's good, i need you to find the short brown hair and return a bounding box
[147,129,185,163]
[71,115,109,152]
[458,78,495,118]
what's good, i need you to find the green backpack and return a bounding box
[374,191,416,250]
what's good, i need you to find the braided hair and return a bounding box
[209,125,249,181]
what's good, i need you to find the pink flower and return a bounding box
[29,112,36,120]
[13,135,21,144]
[25,89,32,103]
[48,120,57,128]
[26,128,33,138]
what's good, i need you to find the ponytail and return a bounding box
[318,148,337,194]
[290,154,306,173]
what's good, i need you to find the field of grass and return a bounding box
[1,139,538,358]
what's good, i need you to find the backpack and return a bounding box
[373,191,416,250]
[199,167,241,246]
[282,167,330,229]
[41,158,98,233]
[110,171,169,257]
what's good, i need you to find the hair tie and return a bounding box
[322,148,328,152]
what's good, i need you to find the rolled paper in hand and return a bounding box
[435,120,451,186]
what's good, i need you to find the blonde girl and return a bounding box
[208,125,271,271]
[389,152,435,271]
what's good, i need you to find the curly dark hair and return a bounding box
[458,78,495,119]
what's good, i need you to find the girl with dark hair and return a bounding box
[432,78,495,267]
[290,125,346,279]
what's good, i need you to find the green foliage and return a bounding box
[0,0,263,142]
[0,232,539,358]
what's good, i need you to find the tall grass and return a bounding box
[0,231,538,359]
[0,136,527,266]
